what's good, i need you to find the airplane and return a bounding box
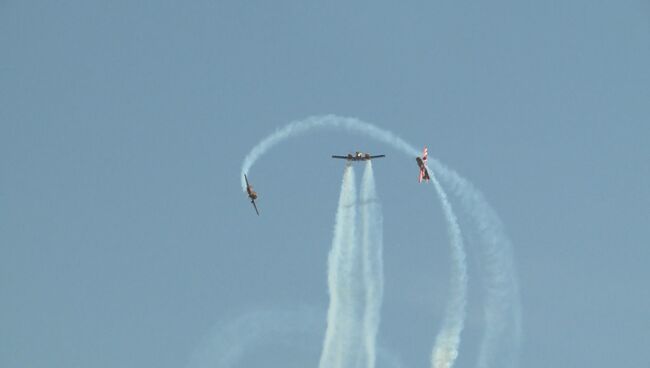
[416,146,431,183]
[244,174,260,215]
[331,152,386,161]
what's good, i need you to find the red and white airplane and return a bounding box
[416,147,431,183]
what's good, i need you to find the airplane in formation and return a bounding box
[244,148,433,215]
[244,174,259,215]
[331,151,386,161]
[416,146,430,183]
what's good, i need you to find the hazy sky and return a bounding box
[1,1,649,368]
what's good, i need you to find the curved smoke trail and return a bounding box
[186,305,407,368]
[427,168,467,368]
[240,115,521,367]
[240,116,418,192]
[426,163,522,368]
[186,306,321,368]
[319,164,364,368]
[360,162,384,368]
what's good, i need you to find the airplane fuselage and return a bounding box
[416,156,430,182]
[247,187,257,200]
[332,152,385,161]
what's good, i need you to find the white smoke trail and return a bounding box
[426,162,522,368]
[427,168,467,368]
[186,306,322,368]
[360,162,384,368]
[319,164,364,368]
[240,115,418,192]
[186,305,408,368]
[240,115,521,367]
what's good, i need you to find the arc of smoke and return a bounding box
[240,116,467,368]
[240,114,521,368]
[319,164,364,368]
[427,168,467,368]
[186,306,322,368]
[186,305,407,368]
[360,162,384,368]
[426,163,522,368]
[240,115,419,192]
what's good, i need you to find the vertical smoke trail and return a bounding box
[360,162,384,368]
[240,115,521,367]
[319,164,363,368]
[427,169,468,368]
[426,162,522,368]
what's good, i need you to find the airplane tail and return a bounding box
[419,169,430,183]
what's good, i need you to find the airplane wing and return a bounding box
[369,155,386,159]
[244,174,250,187]
[331,155,349,159]
[251,200,259,215]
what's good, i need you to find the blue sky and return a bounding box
[1,1,649,368]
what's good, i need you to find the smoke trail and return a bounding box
[319,164,364,368]
[240,115,418,192]
[186,306,321,368]
[427,168,467,368]
[240,115,521,367]
[186,305,407,368]
[360,162,384,368]
[240,116,469,366]
[426,162,522,368]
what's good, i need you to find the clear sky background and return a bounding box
[1,1,648,368]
